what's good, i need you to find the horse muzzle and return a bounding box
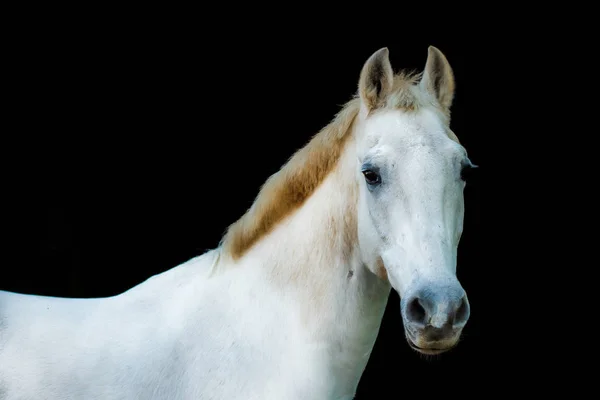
[400,280,470,355]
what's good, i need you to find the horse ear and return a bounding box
[359,47,394,112]
[420,46,455,111]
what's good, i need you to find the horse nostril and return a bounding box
[406,297,427,326]
[454,295,470,326]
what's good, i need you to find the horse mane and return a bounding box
[220,71,425,260]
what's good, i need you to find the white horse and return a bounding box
[0,46,476,399]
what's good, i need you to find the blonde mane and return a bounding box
[220,71,427,260]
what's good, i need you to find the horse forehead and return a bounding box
[366,108,446,139]
[361,109,465,170]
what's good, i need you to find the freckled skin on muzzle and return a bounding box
[400,281,470,355]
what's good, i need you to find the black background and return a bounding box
[2,7,557,398]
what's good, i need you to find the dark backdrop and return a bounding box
[2,10,540,398]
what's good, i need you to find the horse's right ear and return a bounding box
[359,47,394,112]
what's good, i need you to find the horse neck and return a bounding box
[229,129,391,346]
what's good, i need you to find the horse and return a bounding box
[0,46,477,399]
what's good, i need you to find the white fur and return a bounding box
[357,107,468,296]
[0,47,474,399]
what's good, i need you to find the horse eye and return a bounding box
[362,169,381,185]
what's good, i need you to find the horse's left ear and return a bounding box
[420,46,455,111]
